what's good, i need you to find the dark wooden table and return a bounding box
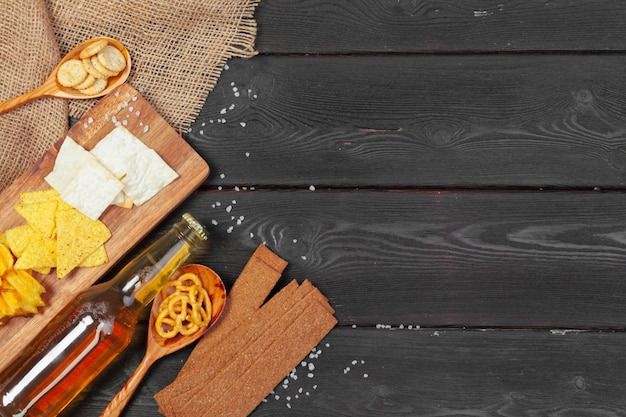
[63,1,626,415]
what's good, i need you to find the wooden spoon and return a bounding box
[99,264,226,417]
[0,36,131,115]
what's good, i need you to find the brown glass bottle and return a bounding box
[0,213,208,417]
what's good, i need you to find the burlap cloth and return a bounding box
[0,0,259,191]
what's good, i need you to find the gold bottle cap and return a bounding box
[182,213,209,241]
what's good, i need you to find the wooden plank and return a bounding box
[256,0,626,53]
[0,83,209,373]
[63,326,626,416]
[189,54,626,188]
[158,189,626,329]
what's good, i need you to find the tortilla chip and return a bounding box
[15,235,56,270]
[14,201,58,238]
[5,225,39,258]
[20,189,61,205]
[79,245,108,268]
[55,208,111,278]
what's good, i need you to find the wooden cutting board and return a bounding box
[0,83,209,373]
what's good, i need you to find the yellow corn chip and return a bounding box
[15,201,58,238]
[56,208,111,278]
[79,245,108,268]
[20,189,60,205]
[15,235,56,270]
[5,225,39,258]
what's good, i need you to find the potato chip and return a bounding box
[56,208,111,278]
[5,269,46,313]
[0,244,14,276]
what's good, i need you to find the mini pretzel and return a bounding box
[155,272,213,339]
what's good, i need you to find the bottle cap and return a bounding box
[182,213,209,241]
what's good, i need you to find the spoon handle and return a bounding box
[0,83,50,115]
[99,355,155,417]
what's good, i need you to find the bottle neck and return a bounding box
[109,214,208,309]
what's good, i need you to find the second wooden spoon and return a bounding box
[99,264,226,417]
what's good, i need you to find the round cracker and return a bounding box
[79,39,108,59]
[82,58,108,79]
[91,55,118,77]
[79,77,108,95]
[96,45,126,73]
[57,59,88,87]
[74,74,97,90]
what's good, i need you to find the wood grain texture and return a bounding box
[256,0,626,53]
[0,83,209,374]
[152,189,626,329]
[63,326,626,416]
[188,54,626,188]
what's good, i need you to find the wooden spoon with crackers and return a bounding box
[0,37,131,115]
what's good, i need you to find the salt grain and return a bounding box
[309,185,316,191]
[240,122,246,127]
